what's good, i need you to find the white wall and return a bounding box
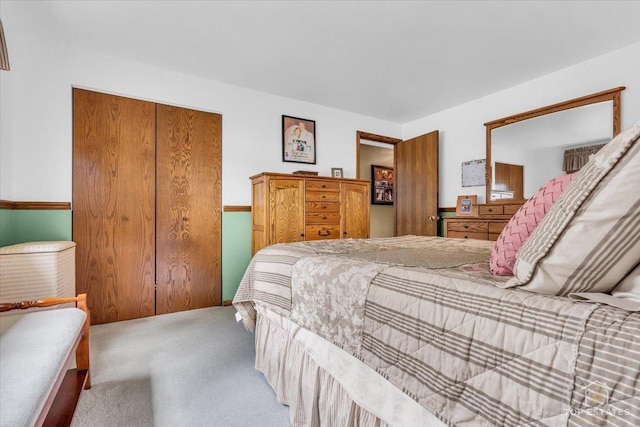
[0,4,401,204]
[403,42,640,207]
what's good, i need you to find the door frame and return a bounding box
[355,131,402,234]
[355,131,402,179]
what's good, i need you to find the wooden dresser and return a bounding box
[443,202,522,241]
[250,173,370,255]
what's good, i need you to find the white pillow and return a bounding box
[612,262,640,301]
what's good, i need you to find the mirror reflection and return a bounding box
[490,102,613,200]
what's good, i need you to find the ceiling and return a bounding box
[7,0,640,123]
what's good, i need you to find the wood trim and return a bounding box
[484,86,625,130]
[485,86,625,203]
[356,131,402,179]
[44,369,88,427]
[0,200,71,210]
[440,207,456,213]
[357,131,403,145]
[223,205,251,212]
[223,300,233,306]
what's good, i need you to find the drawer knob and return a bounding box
[464,225,469,229]
[318,230,331,236]
[322,215,327,220]
[321,184,326,188]
[322,195,326,199]
[321,205,327,209]
[122,216,129,221]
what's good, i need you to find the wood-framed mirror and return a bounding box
[484,86,625,204]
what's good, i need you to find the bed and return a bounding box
[233,235,638,427]
[233,124,640,426]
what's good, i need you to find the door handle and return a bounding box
[318,230,331,236]
[427,215,438,221]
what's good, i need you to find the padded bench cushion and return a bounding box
[0,308,86,427]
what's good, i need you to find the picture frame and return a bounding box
[282,115,316,164]
[371,165,394,205]
[331,167,343,178]
[456,195,478,217]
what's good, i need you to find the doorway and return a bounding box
[358,136,397,237]
[356,130,439,237]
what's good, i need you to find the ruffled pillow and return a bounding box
[490,173,575,276]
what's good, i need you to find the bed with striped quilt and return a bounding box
[233,235,639,426]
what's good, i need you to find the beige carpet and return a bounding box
[72,306,290,427]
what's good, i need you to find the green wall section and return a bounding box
[0,209,72,246]
[0,210,14,246]
[221,211,252,302]
[1,208,254,304]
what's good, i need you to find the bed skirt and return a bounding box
[254,306,445,427]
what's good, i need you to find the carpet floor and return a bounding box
[72,306,291,427]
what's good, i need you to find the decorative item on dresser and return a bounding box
[444,201,523,240]
[250,172,370,255]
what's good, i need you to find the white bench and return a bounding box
[0,294,91,427]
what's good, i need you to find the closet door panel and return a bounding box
[73,89,156,324]
[156,105,222,314]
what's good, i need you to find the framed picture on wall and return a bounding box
[456,195,478,217]
[282,115,316,164]
[371,165,394,205]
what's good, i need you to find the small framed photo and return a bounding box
[331,168,343,178]
[282,115,316,164]
[371,165,394,205]
[456,195,478,217]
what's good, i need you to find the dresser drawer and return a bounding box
[305,191,340,202]
[489,221,509,234]
[306,212,340,224]
[503,203,522,216]
[305,225,340,240]
[306,180,340,192]
[447,221,488,233]
[306,201,340,213]
[479,205,503,216]
[448,231,487,240]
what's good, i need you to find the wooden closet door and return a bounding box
[73,89,156,324]
[156,105,222,314]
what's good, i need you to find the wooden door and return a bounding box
[494,162,524,200]
[156,105,222,314]
[341,182,370,239]
[270,179,305,244]
[73,89,156,324]
[395,130,439,236]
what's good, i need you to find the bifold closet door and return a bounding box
[155,105,222,314]
[73,89,156,324]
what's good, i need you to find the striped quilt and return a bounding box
[233,236,639,426]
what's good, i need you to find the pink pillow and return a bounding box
[490,173,575,276]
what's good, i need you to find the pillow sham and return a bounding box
[499,124,640,295]
[490,173,575,276]
[569,263,640,311]
[612,262,640,301]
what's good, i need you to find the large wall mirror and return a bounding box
[485,87,625,203]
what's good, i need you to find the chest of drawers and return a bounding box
[443,202,522,241]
